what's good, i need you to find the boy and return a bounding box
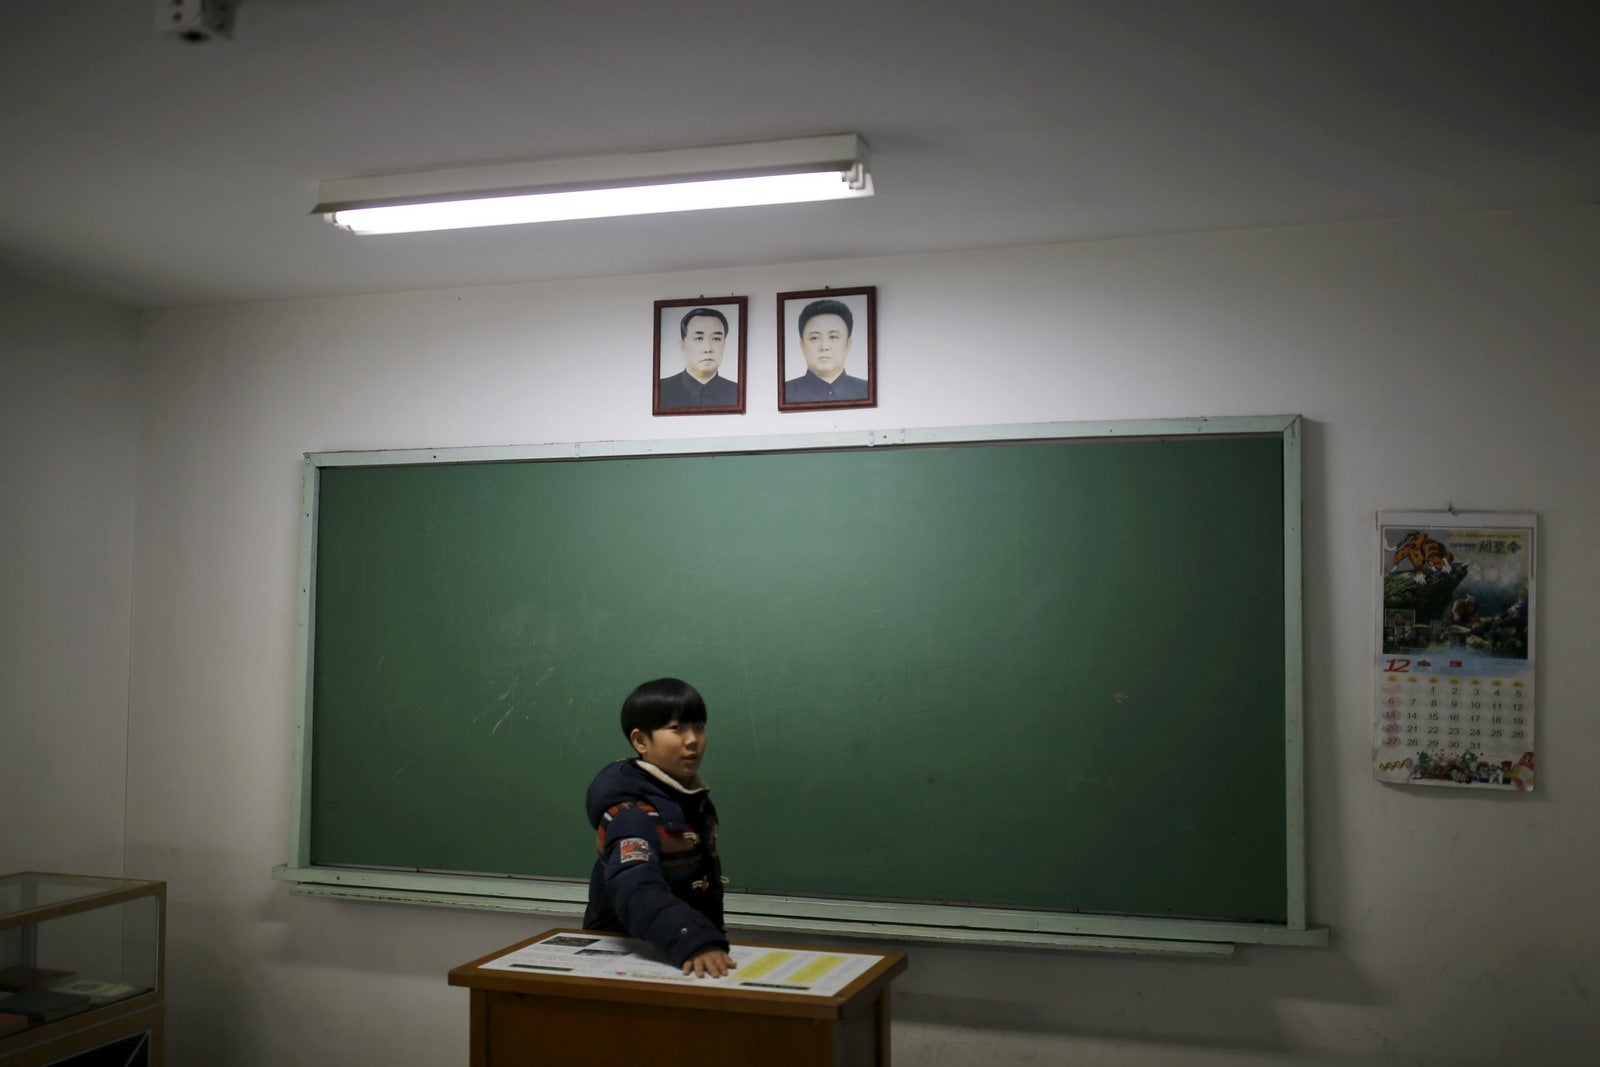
[584,678,736,978]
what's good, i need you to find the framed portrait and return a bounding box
[777,286,877,412]
[653,296,747,416]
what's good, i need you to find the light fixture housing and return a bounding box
[314,134,872,235]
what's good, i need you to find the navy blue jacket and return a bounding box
[583,758,727,965]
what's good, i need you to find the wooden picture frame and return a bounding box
[777,286,876,411]
[653,297,747,416]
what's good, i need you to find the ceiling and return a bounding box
[1,1,1595,309]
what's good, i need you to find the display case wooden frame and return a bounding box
[0,873,165,1067]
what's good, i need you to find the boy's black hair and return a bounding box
[620,677,707,740]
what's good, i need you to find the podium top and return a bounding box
[449,928,906,1020]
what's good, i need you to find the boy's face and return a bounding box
[631,719,707,785]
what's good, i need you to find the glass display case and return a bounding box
[0,873,164,1066]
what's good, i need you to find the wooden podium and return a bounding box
[448,929,907,1067]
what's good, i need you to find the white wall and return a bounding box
[0,275,137,876]
[115,205,1600,1064]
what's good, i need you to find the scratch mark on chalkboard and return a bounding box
[488,672,519,734]
[473,675,521,723]
[533,666,556,687]
[391,760,413,778]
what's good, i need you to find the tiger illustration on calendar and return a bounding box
[1389,530,1455,575]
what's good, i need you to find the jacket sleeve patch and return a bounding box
[617,838,652,864]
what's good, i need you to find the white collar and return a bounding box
[634,758,706,795]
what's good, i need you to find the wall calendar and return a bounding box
[1373,511,1537,790]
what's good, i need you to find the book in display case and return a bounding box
[0,873,164,1066]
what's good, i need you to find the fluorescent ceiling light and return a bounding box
[314,134,872,235]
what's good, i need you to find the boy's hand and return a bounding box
[682,947,737,978]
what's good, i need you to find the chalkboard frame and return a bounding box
[274,415,1324,952]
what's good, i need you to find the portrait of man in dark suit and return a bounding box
[778,287,876,411]
[653,297,746,415]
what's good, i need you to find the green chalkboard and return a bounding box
[287,418,1308,945]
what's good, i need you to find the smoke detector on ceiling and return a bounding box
[156,0,238,44]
